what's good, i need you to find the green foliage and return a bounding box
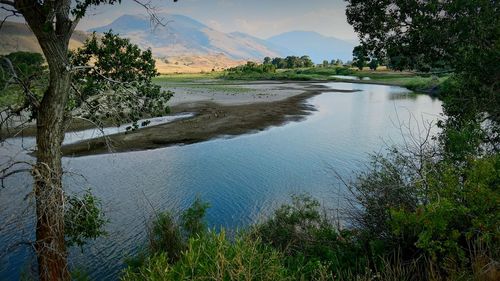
[267,55,314,69]
[223,65,353,81]
[438,74,499,158]
[368,59,379,71]
[0,52,47,110]
[352,45,368,70]
[391,155,500,273]
[346,0,500,156]
[253,194,368,279]
[226,61,276,76]
[70,268,91,281]
[122,231,289,281]
[127,197,210,271]
[348,148,425,242]
[64,190,107,249]
[70,31,173,128]
[147,212,184,263]
[349,141,499,278]
[180,196,210,238]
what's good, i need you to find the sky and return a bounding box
[74,0,358,41]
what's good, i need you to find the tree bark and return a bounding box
[34,66,71,281]
[21,8,73,278]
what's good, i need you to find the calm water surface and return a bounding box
[0,82,442,280]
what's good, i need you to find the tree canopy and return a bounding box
[69,32,173,128]
[346,0,500,156]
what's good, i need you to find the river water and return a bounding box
[0,82,442,280]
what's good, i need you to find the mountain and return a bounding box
[0,21,88,55]
[228,32,293,59]
[91,14,287,60]
[267,31,355,63]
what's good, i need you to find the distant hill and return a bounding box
[0,21,88,55]
[228,32,293,59]
[267,31,355,63]
[0,20,248,74]
[0,18,357,73]
[156,54,246,74]
[90,14,287,60]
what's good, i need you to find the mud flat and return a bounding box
[61,82,359,157]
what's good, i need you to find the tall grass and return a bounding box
[122,231,289,281]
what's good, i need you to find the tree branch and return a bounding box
[132,0,173,28]
[0,5,20,30]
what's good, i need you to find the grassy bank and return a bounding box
[348,70,449,93]
[153,67,449,96]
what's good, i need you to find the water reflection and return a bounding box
[0,83,442,280]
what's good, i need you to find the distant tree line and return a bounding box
[263,56,314,69]
[227,61,276,74]
[263,56,347,69]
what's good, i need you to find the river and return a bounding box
[0,82,442,280]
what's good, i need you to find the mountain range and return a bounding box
[0,14,355,73]
[89,14,355,63]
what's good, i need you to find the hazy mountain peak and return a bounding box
[89,14,287,60]
[88,14,354,63]
[268,30,355,63]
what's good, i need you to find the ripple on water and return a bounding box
[0,83,442,280]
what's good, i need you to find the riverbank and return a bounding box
[61,82,359,157]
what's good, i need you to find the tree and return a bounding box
[0,1,178,280]
[322,60,329,67]
[271,57,286,69]
[263,56,271,65]
[368,58,379,71]
[345,0,500,156]
[352,45,367,70]
[300,55,314,68]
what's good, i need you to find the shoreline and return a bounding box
[61,83,359,157]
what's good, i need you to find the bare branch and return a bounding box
[0,5,20,30]
[0,160,33,188]
[132,0,171,29]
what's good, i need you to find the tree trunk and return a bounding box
[34,75,71,281]
[33,40,72,281]
[13,1,78,279]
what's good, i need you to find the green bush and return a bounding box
[147,212,184,262]
[121,231,290,281]
[252,194,368,279]
[349,143,499,279]
[391,155,500,276]
[64,190,107,249]
[180,196,210,238]
[126,197,210,270]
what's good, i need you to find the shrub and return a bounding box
[121,231,290,281]
[180,196,210,238]
[391,155,500,278]
[147,212,184,263]
[348,141,499,279]
[64,190,107,249]
[127,196,211,269]
[252,194,368,279]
